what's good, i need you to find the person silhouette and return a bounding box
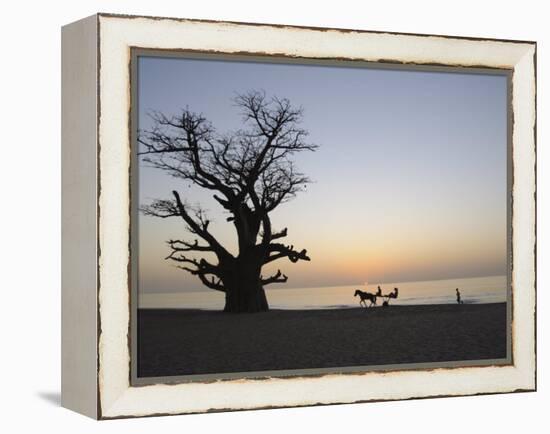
[376,286,382,297]
[456,288,463,304]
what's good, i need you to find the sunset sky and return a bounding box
[137,55,508,294]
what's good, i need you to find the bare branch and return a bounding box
[172,190,232,260]
[265,243,311,264]
[140,199,179,218]
[167,239,213,252]
[269,227,288,240]
[197,273,226,292]
[261,269,288,285]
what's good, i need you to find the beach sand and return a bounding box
[137,303,507,378]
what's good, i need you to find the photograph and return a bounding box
[1,0,544,428]
[133,52,511,380]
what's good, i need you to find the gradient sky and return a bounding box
[137,55,508,294]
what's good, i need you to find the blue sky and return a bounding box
[137,55,508,293]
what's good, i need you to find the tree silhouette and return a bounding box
[139,90,318,312]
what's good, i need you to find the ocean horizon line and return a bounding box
[140,273,507,296]
[138,301,507,311]
[138,275,508,310]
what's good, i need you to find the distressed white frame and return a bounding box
[65,13,537,419]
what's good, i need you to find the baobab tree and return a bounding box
[139,90,318,312]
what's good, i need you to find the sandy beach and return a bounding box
[137,303,507,378]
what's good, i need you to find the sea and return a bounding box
[138,275,508,310]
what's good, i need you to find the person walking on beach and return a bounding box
[456,288,463,304]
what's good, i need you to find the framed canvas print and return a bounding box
[61,13,536,419]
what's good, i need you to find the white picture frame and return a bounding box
[61,13,536,419]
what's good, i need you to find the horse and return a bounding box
[354,289,377,308]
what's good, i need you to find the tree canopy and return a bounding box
[139,90,318,312]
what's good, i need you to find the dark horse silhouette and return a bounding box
[354,289,377,308]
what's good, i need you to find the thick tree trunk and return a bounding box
[223,284,268,313]
[218,210,271,313]
[221,256,269,313]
